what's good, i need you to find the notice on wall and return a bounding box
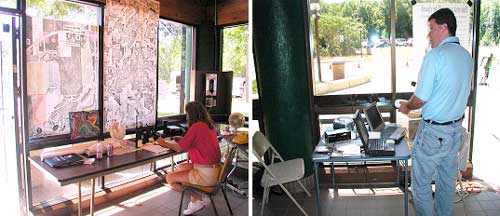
[411,3,471,76]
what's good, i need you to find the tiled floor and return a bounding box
[253,180,500,216]
[94,185,249,216]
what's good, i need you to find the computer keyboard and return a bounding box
[382,126,398,137]
[371,139,385,150]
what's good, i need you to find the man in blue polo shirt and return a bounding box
[399,8,472,216]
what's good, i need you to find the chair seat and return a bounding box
[261,158,305,187]
[182,182,217,194]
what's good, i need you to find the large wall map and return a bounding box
[103,0,159,131]
[26,16,99,138]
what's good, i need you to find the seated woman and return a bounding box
[157,101,221,215]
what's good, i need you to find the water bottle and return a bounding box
[96,143,103,160]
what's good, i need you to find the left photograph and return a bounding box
[0,0,250,215]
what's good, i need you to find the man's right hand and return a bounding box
[399,101,410,114]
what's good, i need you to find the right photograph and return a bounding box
[250,0,500,215]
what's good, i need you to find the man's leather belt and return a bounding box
[423,115,464,125]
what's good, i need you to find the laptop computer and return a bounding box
[43,153,85,168]
[353,110,395,156]
[363,102,406,141]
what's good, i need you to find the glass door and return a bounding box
[0,13,21,215]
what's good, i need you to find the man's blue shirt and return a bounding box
[415,36,472,122]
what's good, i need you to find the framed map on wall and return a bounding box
[69,110,100,140]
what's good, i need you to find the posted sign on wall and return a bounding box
[411,3,471,76]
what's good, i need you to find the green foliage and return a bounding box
[480,0,500,46]
[318,15,366,56]
[158,22,184,83]
[222,25,248,78]
[252,79,258,94]
[27,0,83,17]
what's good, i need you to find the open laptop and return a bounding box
[353,110,395,156]
[363,102,406,141]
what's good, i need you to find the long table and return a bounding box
[312,138,411,216]
[29,147,179,216]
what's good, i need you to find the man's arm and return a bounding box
[399,94,426,114]
[157,137,182,152]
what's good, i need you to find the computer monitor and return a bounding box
[353,110,369,148]
[363,102,385,131]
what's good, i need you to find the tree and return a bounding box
[222,25,248,78]
[318,14,366,56]
[27,0,85,17]
[158,21,184,83]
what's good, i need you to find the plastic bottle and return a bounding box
[96,143,103,160]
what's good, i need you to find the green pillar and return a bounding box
[253,0,316,175]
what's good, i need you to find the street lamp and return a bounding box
[311,1,322,82]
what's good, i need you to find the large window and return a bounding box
[26,0,101,206]
[311,0,392,96]
[222,25,249,115]
[26,0,100,140]
[157,19,194,117]
[0,0,16,8]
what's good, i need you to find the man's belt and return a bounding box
[423,115,464,125]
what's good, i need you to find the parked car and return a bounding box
[406,38,414,47]
[362,40,373,48]
[376,39,389,48]
[396,38,407,46]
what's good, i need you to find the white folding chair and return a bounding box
[252,131,311,216]
[455,127,470,203]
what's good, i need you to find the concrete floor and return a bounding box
[253,179,500,216]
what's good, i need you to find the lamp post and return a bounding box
[311,2,322,82]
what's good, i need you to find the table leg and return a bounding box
[331,162,336,188]
[78,181,82,216]
[314,162,321,216]
[171,156,175,172]
[396,161,400,186]
[404,159,408,216]
[90,178,96,216]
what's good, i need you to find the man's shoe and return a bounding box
[183,200,205,215]
[202,196,211,207]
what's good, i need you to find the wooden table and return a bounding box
[29,148,179,216]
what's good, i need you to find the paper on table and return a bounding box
[142,144,170,153]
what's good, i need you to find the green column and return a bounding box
[253,0,315,175]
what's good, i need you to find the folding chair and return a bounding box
[455,127,470,203]
[252,131,311,216]
[178,146,237,216]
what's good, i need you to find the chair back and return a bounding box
[457,127,471,172]
[217,146,237,184]
[252,131,272,158]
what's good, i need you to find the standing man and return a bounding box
[399,8,472,216]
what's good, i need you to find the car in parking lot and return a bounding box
[396,38,407,46]
[362,40,373,48]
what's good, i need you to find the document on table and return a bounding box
[142,144,170,153]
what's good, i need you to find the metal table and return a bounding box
[312,138,411,216]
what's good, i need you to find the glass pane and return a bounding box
[222,25,249,115]
[472,0,500,189]
[157,19,193,117]
[26,0,100,138]
[0,14,21,215]
[0,0,16,9]
[311,0,392,96]
[396,0,473,93]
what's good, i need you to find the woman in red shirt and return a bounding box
[157,101,221,215]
